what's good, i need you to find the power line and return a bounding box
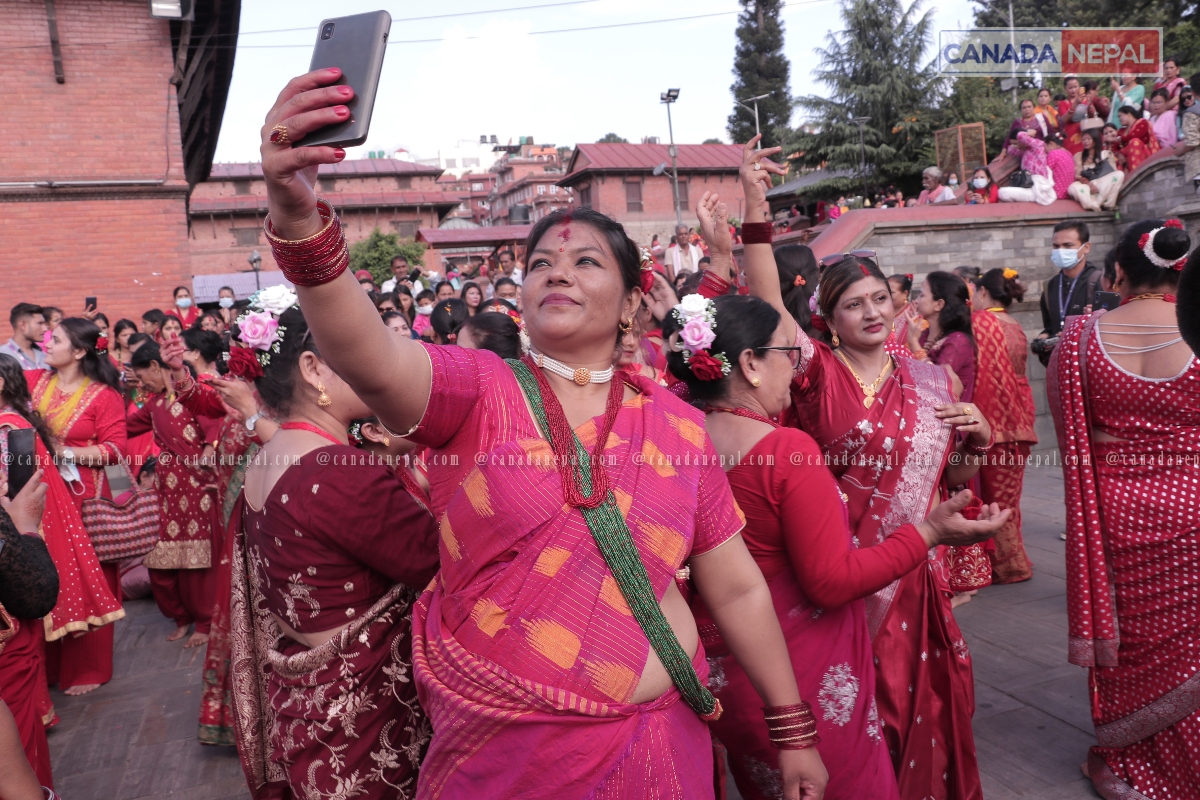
[237,0,604,36]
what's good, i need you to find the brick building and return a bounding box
[189,159,460,277]
[0,0,239,333]
[488,143,573,226]
[557,143,745,244]
[438,172,496,226]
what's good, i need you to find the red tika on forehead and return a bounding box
[558,219,572,252]
[859,264,871,277]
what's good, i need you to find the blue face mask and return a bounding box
[218,297,234,309]
[1051,248,1080,270]
[176,297,193,309]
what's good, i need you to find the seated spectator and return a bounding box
[1148,88,1179,147]
[1178,85,1195,140]
[965,167,999,204]
[1109,72,1145,125]
[1003,98,1051,151]
[1034,87,1059,128]
[1045,136,1076,199]
[1113,106,1161,172]
[1079,80,1111,138]
[916,166,957,205]
[1058,76,1085,152]
[1151,57,1186,112]
[1175,73,1200,180]
[1068,131,1123,211]
[998,130,1056,205]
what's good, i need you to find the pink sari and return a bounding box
[784,336,984,800]
[408,345,745,799]
[1048,313,1200,798]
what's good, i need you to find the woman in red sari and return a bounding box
[253,67,828,800]
[127,342,224,648]
[970,269,1038,583]
[1049,219,1200,799]
[31,317,127,696]
[1113,108,1161,173]
[738,137,996,800]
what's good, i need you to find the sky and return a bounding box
[212,0,979,164]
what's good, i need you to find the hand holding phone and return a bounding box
[305,12,391,148]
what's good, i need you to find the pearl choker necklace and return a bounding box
[533,351,614,385]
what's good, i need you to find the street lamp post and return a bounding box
[736,93,771,147]
[248,249,262,290]
[851,116,871,205]
[661,88,682,227]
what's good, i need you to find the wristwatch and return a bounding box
[60,447,77,464]
[245,412,264,432]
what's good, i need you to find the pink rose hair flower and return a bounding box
[238,311,280,351]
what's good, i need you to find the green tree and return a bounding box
[596,133,629,143]
[727,0,792,149]
[348,228,427,288]
[786,0,944,196]
[702,137,725,144]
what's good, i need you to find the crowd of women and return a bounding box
[0,65,1196,800]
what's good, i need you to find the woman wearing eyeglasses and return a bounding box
[725,137,1000,800]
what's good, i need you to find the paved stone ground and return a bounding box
[48,464,1097,799]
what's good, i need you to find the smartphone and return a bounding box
[84,296,97,311]
[1093,290,1121,312]
[305,11,391,148]
[6,429,35,500]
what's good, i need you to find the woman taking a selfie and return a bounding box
[248,67,829,800]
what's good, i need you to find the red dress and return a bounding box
[167,305,200,329]
[1116,118,1161,172]
[695,427,927,800]
[230,446,438,799]
[784,336,984,800]
[30,371,127,690]
[0,605,53,787]
[1049,314,1200,798]
[128,389,223,633]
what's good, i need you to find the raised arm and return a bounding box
[738,138,796,344]
[259,69,432,434]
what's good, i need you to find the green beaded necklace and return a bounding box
[508,359,721,720]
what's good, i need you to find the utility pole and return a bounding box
[852,116,871,204]
[737,93,771,147]
[661,88,682,227]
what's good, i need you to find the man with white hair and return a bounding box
[916,166,957,205]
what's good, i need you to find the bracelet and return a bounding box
[698,269,732,299]
[741,221,774,245]
[264,199,350,286]
[965,431,995,457]
[763,701,821,750]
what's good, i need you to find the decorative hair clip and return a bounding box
[1138,222,1189,271]
[670,294,730,381]
[95,335,109,354]
[348,420,364,446]
[793,274,806,287]
[809,286,822,318]
[1002,268,1019,280]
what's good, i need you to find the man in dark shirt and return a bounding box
[1035,220,1103,364]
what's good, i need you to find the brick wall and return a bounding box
[581,172,745,245]
[0,0,190,335]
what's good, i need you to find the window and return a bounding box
[234,181,250,195]
[579,185,592,207]
[625,181,643,213]
[318,177,336,193]
[396,176,412,190]
[463,157,480,167]
[445,159,457,168]
[676,180,689,207]
[390,221,418,238]
[471,182,483,191]
[231,228,260,247]
[551,185,558,194]
[537,184,546,195]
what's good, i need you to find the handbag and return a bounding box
[1008,169,1034,189]
[1081,158,1116,181]
[81,463,161,563]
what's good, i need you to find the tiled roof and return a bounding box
[190,191,464,214]
[417,225,532,246]
[207,159,442,179]
[559,143,742,186]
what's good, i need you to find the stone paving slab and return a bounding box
[48,466,1097,799]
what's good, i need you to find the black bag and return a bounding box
[1081,159,1116,181]
[1008,169,1034,189]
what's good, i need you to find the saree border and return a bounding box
[1087,750,1154,800]
[1094,669,1200,748]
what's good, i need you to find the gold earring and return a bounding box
[316,382,332,407]
[383,436,391,447]
[831,331,841,347]
[751,376,762,387]
[618,318,633,334]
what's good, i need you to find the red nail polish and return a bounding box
[333,149,346,160]
[339,86,352,96]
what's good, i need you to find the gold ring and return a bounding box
[269,124,291,145]
[963,405,973,416]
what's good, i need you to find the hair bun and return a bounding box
[1153,225,1191,262]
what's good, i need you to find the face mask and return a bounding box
[218,297,234,309]
[948,175,958,186]
[972,178,989,189]
[1051,248,1080,270]
[176,297,192,309]
[416,305,434,316]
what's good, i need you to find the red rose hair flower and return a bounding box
[226,346,264,380]
[688,351,726,381]
[94,335,108,353]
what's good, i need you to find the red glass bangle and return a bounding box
[965,431,995,457]
[698,269,732,299]
[741,221,774,245]
[264,199,350,287]
[764,701,821,749]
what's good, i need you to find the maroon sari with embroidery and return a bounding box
[1049,313,1200,799]
[230,446,439,800]
[128,390,222,632]
[784,335,984,800]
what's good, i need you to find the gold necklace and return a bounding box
[834,350,893,409]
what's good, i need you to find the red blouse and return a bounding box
[727,427,929,609]
[242,445,439,632]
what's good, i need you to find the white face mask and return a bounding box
[1051,248,1080,270]
[218,297,235,309]
[948,175,958,186]
[416,305,434,316]
[972,178,989,189]
[176,297,192,309]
